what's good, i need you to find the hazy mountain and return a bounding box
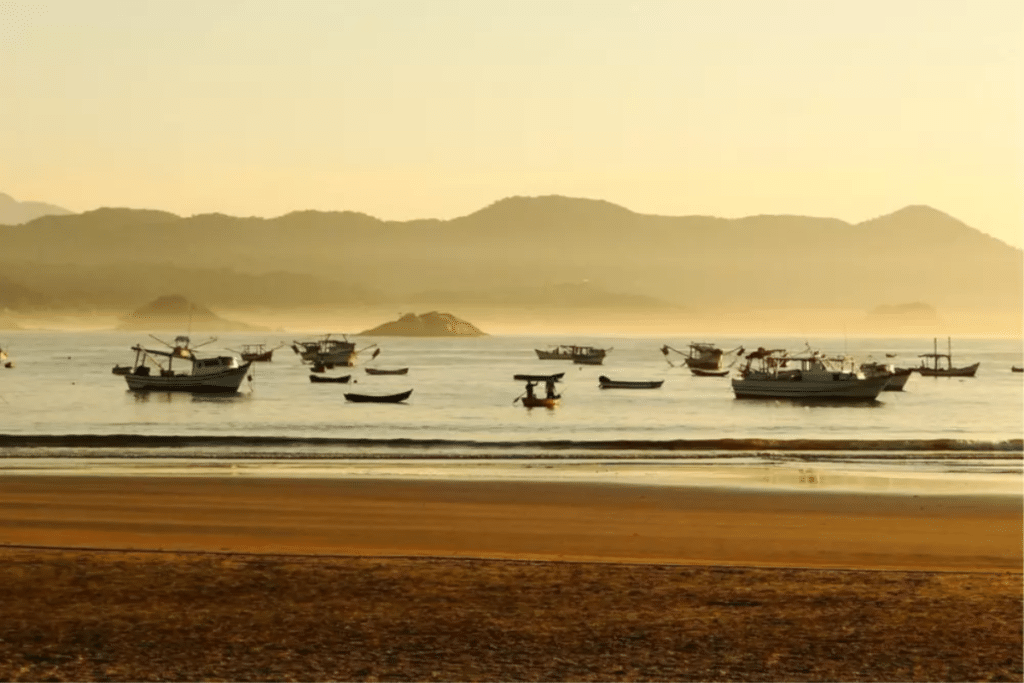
[0,192,73,225]
[1,196,1019,321]
[359,311,486,337]
[117,295,262,332]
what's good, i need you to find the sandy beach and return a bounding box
[1,475,1020,681]
[1,476,1020,571]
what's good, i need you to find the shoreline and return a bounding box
[1,475,1019,573]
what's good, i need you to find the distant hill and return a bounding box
[118,295,262,332]
[359,312,486,337]
[0,192,73,225]
[1,196,1019,322]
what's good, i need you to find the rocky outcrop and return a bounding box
[359,311,486,337]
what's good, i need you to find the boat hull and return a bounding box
[124,362,251,393]
[690,368,729,377]
[309,374,351,383]
[365,367,409,375]
[241,351,273,362]
[882,369,913,390]
[344,389,412,403]
[521,397,559,408]
[598,376,664,389]
[731,375,889,400]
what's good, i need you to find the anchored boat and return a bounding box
[535,345,610,365]
[598,375,664,389]
[732,347,889,401]
[916,338,979,377]
[122,343,251,393]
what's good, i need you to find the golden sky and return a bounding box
[1,0,1021,247]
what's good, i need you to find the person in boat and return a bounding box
[545,380,559,400]
[525,381,536,400]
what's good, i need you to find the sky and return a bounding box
[1,0,1022,247]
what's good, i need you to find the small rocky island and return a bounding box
[359,311,486,337]
[118,295,260,331]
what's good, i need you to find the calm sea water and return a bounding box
[1,331,1021,490]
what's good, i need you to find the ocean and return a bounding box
[1,331,1021,492]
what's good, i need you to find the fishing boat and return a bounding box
[292,334,374,368]
[365,367,409,375]
[598,375,664,389]
[535,345,610,365]
[344,389,412,403]
[661,343,744,372]
[514,372,562,408]
[309,374,351,383]
[859,362,913,391]
[122,344,251,393]
[732,347,889,401]
[916,338,980,377]
[229,343,284,362]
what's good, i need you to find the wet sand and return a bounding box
[0,475,1020,571]
[1,475,1021,681]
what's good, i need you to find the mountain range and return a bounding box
[0,193,72,225]
[0,195,1020,332]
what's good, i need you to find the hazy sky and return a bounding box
[2,0,1021,246]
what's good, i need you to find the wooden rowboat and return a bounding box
[344,389,413,403]
[365,367,409,375]
[521,396,559,409]
[309,374,351,383]
[598,375,664,389]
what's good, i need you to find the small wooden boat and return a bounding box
[365,367,409,375]
[598,375,664,389]
[1013,366,1024,373]
[309,374,351,383]
[690,367,730,377]
[344,389,412,403]
[514,372,562,408]
[230,343,285,362]
[111,365,133,375]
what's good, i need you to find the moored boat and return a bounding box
[292,334,364,367]
[344,389,412,403]
[122,344,251,393]
[1013,366,1023,373]
[535,345,610,364]
[230,343,284,362]
[309,374,351,383]
[111,365,133,375]
[859,362,913,391]
[732,347,889,401]
[661,343,745,372]
[598,375,664,389]
[916,338,979,377]
[365,367,409,375]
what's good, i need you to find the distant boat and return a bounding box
[228,343,285,362]
[292,334,374,368]
[536,345,610,365]
[309,374,351,383]
[365,367,409,375]
[344,389,412,403]
[732,347,889,401]
[916,338,979,377]
[661,343,744,372]
[111,365,133,375]
[122,344,251,393]
[1013,366,1023,373]
[598,375,664,389]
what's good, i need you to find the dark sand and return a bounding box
[0,475,1020,681]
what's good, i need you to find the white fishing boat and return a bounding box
[732,347,889,400]
[535,344,610,364]
[122,343,251,393]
